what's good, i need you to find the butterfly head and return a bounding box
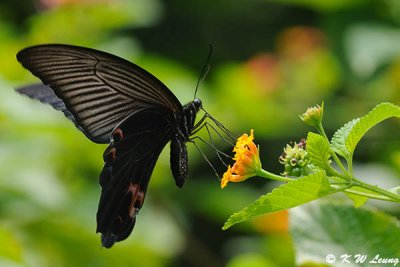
[193,98,202,112]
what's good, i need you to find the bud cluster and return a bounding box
[279,139,310,177]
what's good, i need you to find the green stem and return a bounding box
[347,154,354,175]
[329,184,396,201]
[330,175,400,202]
[327,165,349,180]
[343,189,397,202]
[257,169,296,182]
[328,184,352,194]
[351,178,400,202]
[331,153,351,176]
[316,122,350,177]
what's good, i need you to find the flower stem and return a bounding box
[351,178,400,202]
[343,189,398,202]
[327,165,349,180]
[316,122,350,177]
[330,175,400,202]
[257,169,296,182]
[347,156,353,175]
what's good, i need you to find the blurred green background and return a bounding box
[1,0,400,266]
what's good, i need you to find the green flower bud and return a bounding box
[300,102,324,128]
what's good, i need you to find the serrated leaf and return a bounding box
[222,171,331,230]
[331,103,400,160]
[306,132,331,170]
[290,203,400,266]
[346,102,400,155]
[331,118,359,160]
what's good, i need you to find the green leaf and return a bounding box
[226,253,275,267]
[222,171,331,230]
[0,226,23,262]
[344,185,394,207]
[344,187,369,207]
[389,186,400,194]
[291,203,400,266]
[346,102,400,155]
[331,118,359,160]
[306,132,331,170]
[331,102,400,160]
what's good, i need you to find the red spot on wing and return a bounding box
[103,147,116,162]
[127,183,145,218]
[113,128,124,143]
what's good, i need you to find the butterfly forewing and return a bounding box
[17,84,87,133]
[17,44,182,143]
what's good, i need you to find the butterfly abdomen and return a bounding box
[170,136,188,187]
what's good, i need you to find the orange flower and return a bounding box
[221,130,261,189]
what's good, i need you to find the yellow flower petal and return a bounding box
[220,129,261,188]
[221,165,232,189]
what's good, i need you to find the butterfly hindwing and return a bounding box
[96,107,175,248]
[17,44,182,143]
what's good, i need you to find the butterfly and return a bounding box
[16,44,208,248]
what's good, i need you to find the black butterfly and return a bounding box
[16,44,207,248]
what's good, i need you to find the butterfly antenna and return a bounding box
[194,44,213,99]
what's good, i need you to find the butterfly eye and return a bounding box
[193,98,202,111]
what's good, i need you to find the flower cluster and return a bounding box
[220,129,261,189]
[279,139,310,177]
